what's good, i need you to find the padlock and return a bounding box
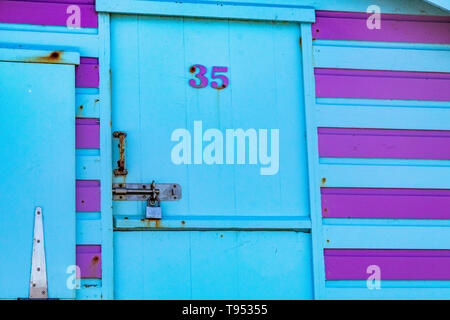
[146,198,162,219]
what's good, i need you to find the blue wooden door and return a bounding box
[0,57,76,299]
[111,15,313,299]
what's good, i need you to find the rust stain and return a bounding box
[181,220,185,225]
[140,218,150,228]
[83,284,98,288]
[91,256,99,264]
[113,132,128,176]
[29,50,63,63]
[139,218,163,228]
[189,66,196,73]
[321,177,326,186]
[88,255,100,278]
[299,37,302,46]
[77,105,83,117]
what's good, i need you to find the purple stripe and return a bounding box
[315,68,450,80]
[75,118,99,149]
[76,59,99,88]
[321,188,450,219]
[21,0,95,3]
[76,245,101,279]
[325,249,450,280]
[0,1,97,28]
[315,68,450,101]
[316,11,450,22]
[79,57,99,64]
[326,249,450,257]
[318,127,450,160]
[319,127,450,137]
[312,11,450,44]
[76,180,100,212]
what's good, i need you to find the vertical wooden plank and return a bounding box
[98,12,114,300]
[301,22,325,299]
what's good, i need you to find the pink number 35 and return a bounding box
[189,65,229,90]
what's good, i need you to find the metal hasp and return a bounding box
[112,181,181,219]
[113,131,128,176]
[29,207,48,299]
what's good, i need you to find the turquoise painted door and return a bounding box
[0,59,76,299]
[111,15,313,299]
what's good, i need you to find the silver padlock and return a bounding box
[146,198,162,219]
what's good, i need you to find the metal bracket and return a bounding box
[113,131,128,176]
[29,207,48,299]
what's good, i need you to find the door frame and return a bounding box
[96,1,326,299]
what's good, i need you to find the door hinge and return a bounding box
[29,207,48,299]
[112,181,181,219]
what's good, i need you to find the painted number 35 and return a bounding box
[189,65,229,90]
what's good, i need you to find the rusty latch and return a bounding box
[113,131,128,176]
[112,182,181,219]
[112,182,181,201]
